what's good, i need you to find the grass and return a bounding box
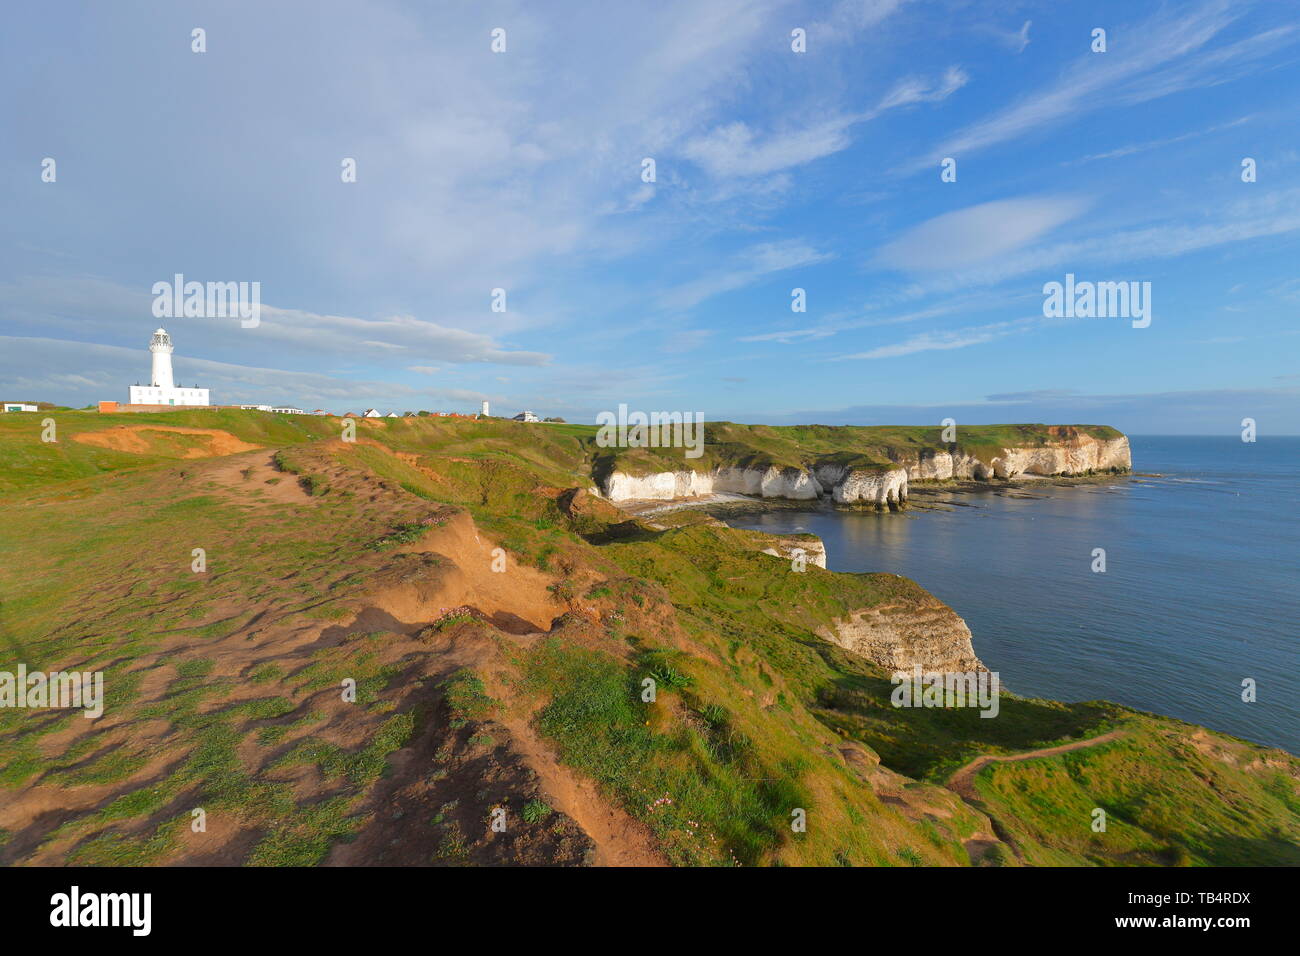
[367,522,429,550]
[0,407,1289,869]
[523,637,826,866]
[971,723,1300,866]
[441,670,496,727]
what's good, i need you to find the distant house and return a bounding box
[363,408,382,418]
[343,412,359,418]
[238,404,274,412]
[270,406,305,415]
[3,402,38,413]
[512,410,540,423]
[402,411,415,418]
[310,409,329,416]
[385,411,400,418]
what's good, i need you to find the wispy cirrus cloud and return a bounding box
[1062,115,1254,165]
[876,66,969,111]
[832,318,1037,360]
[255,306,552,366]
[661,239,832,310]
[0,277,553,368]
[911,0,1297,170]
[681,118,860,179]
[875,197,1090,272]
[892,186,1300,297]
[681,66,966,179]
[737,295,1000,344]
[0,336,495,411]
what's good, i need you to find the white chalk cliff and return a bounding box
[601,465,822,502]
[600,433,1129,506]
[818,597,985,673]
[902,434,1130,480]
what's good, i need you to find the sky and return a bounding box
[2,0,1298,434]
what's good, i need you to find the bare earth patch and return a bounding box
[70,425,260,458]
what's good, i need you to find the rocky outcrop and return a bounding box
[901,434,1130,480]
[598,431,1130,505]
[904,449,990,480]
[818,597,984,673]
[601,463,907,507]
[759,534,828,569]
[601,465,821,502]
[815,464,909,508]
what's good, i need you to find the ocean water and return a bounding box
[724,436,1299,754]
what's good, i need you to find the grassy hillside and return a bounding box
[969,721,1300,866]
[0,409,1291,867]
[0,410,1123,494]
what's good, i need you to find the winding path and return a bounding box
[945,730,1126,864]
[946,730,1125,802]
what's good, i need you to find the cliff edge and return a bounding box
[598,423,1131,506]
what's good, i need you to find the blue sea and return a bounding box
[725,436,1299,754]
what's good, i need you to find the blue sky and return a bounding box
[2,0,1298,433]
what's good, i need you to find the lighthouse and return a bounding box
[149,328,175,389]
[127,328,210,407]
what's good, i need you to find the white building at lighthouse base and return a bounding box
[129,383,209,406]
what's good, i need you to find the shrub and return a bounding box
[298,474,329,496]
[521,800,553,824]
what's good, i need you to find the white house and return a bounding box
[270,406,305,415]
[512,410,539,423]
[363,408,382,418]
[128,329,210,407]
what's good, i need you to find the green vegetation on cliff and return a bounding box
[0,410,1290,867]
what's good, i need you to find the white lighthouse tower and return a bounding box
[128,328,210,407]
[149,328,175,389]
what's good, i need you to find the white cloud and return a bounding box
[661,240,832,310]
[876,66,969,111]
[875,197,1090,272]
[681,118,859,179]
[0,336,491,411]
[1063,116,1253,165]
[738,295,1002,343]
[811,0,912,41]
[254,306,552,366]
[681,63,966,181]
[912,0,1296,170]
[833,318,1036,360]
[922,186,1300,293]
